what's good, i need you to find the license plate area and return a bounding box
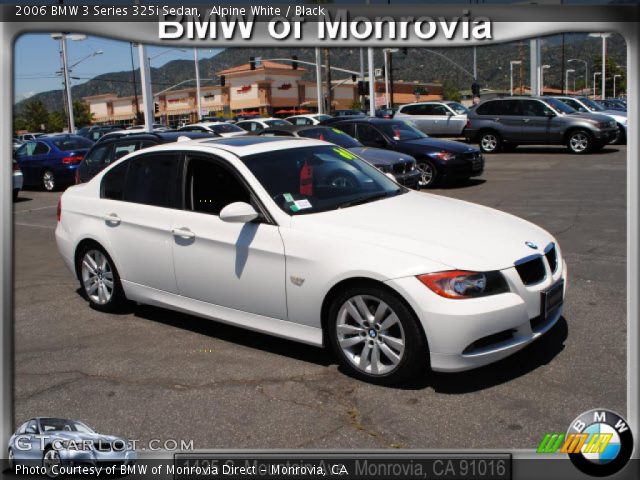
[540,279,564,320]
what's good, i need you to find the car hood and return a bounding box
[348,146,415,166]
[291,191,554,272]
[566,112,616,124]
[397,137,479,155]
[600,110,627,122]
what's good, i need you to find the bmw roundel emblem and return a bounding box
[567,409,634,477]
[525,241,538,250]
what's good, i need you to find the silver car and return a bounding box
[8,417,136,474]
[13,159,23,201]
[394,101,469,136]
[553,95,628,144]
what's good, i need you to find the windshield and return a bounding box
[446,102,469,115]
[265,119,291,127]
[298,127,362,148]
[578,97,605,112]
[211,123,244,134]
[545,98,577,115]
[52,137,94,151]
[241,145,404,215]
[39,418,95,433]
[378,121,427,141]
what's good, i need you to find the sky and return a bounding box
[14,33,222,102]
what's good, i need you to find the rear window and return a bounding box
[53,137,94,151]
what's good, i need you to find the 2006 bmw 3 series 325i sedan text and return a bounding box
[55,137,567,384]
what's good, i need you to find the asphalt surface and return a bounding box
[13,145,626,452]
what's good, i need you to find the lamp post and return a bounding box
[51,33,91,133]
[540,65,550,95]
[589,33,612,99]
[383,48,399,109]
[565,69,575,95]
[194,48,202,121]
[593,72,601,97]
[568,58,588,95]
[510,60,521,96]
[613,74,622,98]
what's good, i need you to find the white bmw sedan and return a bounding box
[56,137,567,384]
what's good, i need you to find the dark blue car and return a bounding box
[14,135,94,191]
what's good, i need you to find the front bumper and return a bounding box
[435,153,484,181]
[593,127,618,143]
[386,255,567,372]
[394,169,420,188]
[13,171,23,191]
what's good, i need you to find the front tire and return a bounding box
[8,448,15,470]
[417,160,438,188]
[43,169,56,191]
[479,131,502,153]
[77,244,127,312]
[43,448,61,478]
[614,125,626,145]
[327,284,427,385]
[567,130,592,154]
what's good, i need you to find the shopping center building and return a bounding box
[83,60,443,126]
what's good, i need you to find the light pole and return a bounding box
[540,65,550,96]
[367,47,375,117]
[590,33,611,99]
[148,48,187,66]
[383,48,399,109]
[51,33,90,133]
[613,74,622,98]
[194,48,202,121]
[510,60,521,96]
[593,72,601,97]
[568,58,588,95]
[565,69,575,94]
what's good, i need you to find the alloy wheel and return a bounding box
[481,134,498,152]
[43,170,55,191]
[8,449,15,470]
[417,163,434,187]
[81,249,114,305]
[43,449,60,478]
[336,295,406,376]
[569,132,589,153]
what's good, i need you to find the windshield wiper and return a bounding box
[337,189,402,209]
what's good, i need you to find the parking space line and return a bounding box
[14,205,58,214]
[15,222,55,230]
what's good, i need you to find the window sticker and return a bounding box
[294,199,312,210]
[332,148,357,160]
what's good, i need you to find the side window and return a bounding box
[17,422,29,434]
[185,156,251,216]
[34,142,50,155]
[521,100,548,117]
[475,101,496,115]
[15,142,35,158]
[564,99,584,111]
[113,141,139,162]
[335,123,356,137]
[501,101,522,116]
[294,118,311,126]
[400,105,420,115]
[428,104,449,115]
[357,125,385,145]
[123,153,181,208]
[85,145,111,165]
[101,161,128,200]
[25,420,38,434]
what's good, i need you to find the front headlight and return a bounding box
[429,151,456,161]
[417,270,509,299]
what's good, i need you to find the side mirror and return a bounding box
[446,111,453,117]
[546,110,555,118]
[219,202,260,223]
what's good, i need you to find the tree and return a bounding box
[443,82,462,102]
[592,56,626,98]
[73,101,94,128]
[48,111,66,132]
[21,100,49,132]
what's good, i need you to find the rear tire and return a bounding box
[567,130,593,154]
[327,284,428,385]
[13,189,19,201]
[42,169,56,191]
[76,243,128,313]
[479,131,502,153]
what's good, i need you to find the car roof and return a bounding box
[123,136,327,158]
[330,117,398,125]
[93,131,216,146]
[261,124,329,133]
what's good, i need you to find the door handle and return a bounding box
[171,227,196,239]
[493,118,501,122]
[523,118,531,123]
[102,213,120,225]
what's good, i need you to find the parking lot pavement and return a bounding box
[13,145,626,450]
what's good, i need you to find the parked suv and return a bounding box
[394,101,469,136]
[76,131,216,183]
[465,97,618,154]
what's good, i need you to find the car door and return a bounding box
[422,104,453,134]
[82,143,112,182]
[441,104,467,135]
[520,99,555,143]
[171,153,287,320]
[492,100,525,142]
[14,142,37,184]
[99,152,182,293]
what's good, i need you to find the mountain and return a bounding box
[14,33,626,115]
